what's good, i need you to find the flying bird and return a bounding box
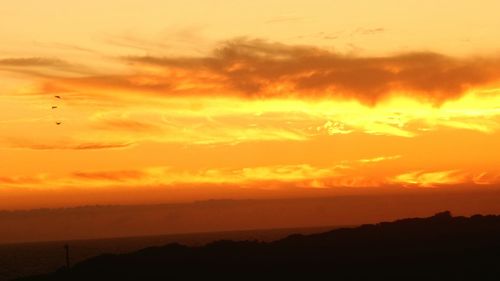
[56,121,62,125]
[54,95,61,99]
[52,106,58,109]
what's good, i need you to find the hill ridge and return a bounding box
[17,211,500,280]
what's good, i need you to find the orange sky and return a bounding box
[1,0,500,210]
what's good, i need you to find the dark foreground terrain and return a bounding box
[17,211,500,280]
[0,226,335,281]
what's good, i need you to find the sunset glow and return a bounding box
[1,0,500,210]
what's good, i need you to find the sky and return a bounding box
[1,0,500,210]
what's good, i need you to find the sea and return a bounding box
[0,225,337,281]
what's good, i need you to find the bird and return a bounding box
[54,95,61,99]
[52,106,58,109]
[56,121,62,125]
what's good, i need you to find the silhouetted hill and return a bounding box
[16,211,500,280]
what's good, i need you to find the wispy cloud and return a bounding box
[359,155,402,163]
[6,139,133,150]
[391,170,468,187]
[0,175,43,185]
[0,57,95,76]
[352,27,385,36]
[73,170,146,181]
[94,118,161,133]
[0,57,69,67]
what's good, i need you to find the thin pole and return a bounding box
[64,244,70,268]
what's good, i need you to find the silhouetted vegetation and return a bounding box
[16,211,500,280]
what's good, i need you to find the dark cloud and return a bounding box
[124,39,500,104]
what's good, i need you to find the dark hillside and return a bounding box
[17,211,500,280]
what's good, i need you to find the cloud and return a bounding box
[72,142,133,150]
[34,42,100,54]
[359,155,402,164]
[73,170,146,182]
[94,118,161,133]
[42,74,172,95]
[0,57,69,67]
[0,175,42,185]
[4,161,500,191]
[5,39,500,149]
[391,170,467,187]
[352,27,385,36]
[122,39,500,104]
[83,108,312,145]
[6,139,133,150]
[321,121,353,135]
[24,39,500,106]
[0,57,94,76]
